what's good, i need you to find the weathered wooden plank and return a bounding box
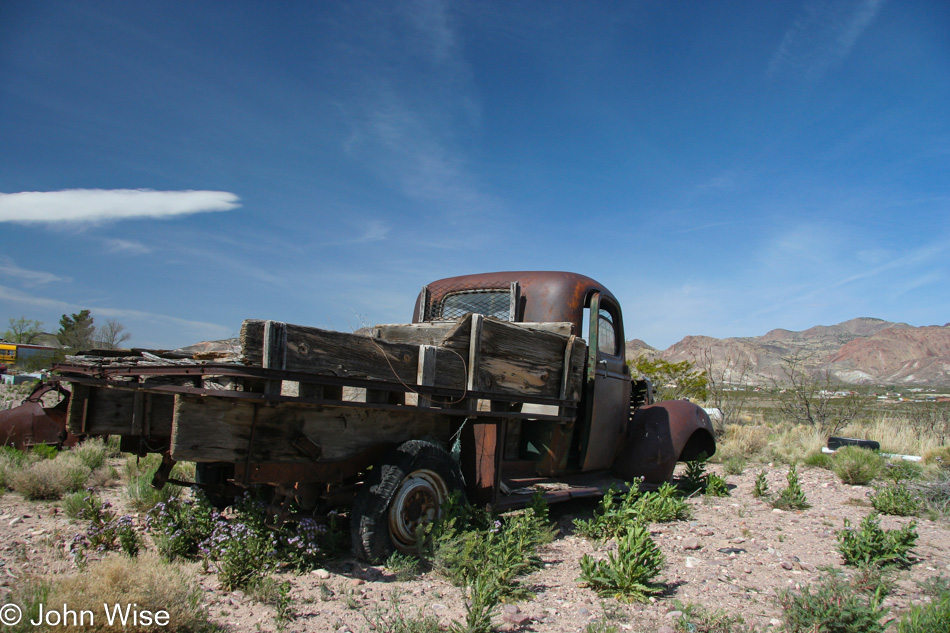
[66,386,174,437]
[169,395,453,463]
[242,317,583,402]
[442,316,586,401]
[365,323,456,346]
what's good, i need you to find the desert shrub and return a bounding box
[62,488,103,520]
[126,473,181,512]
[672,601,754,632]
[752,470,769,498]
[68,437,109,470]
[634,482,692,522]
[923,445,950,463]
[834,446,885,485]
[8,453,91,499]
[883,459,925,482]
[772,464,810,510]
[385,551,421,581]
[722,455,746,476]
[421,492,554,632]
[912,469,950,517]
[681,458,711,495]
[579,521,665,603]
[776,571,889,633]
[30,443,59,460]
[574,483,641,540]
[4,577,51,633]
[870,481,922,517]
[837,512,918,568]
[720,424,770,461]
[147,496,219,562]
[70,493,141,562]
[803,451,834,469]
[704,473,729,497]
[44,553,219,632]
[897,589,950,633]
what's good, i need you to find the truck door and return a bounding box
[580,292,632,471]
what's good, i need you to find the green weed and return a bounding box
[578,521,665,603]
[837,512,918,568]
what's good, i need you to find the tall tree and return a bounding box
[57,310,95,351]
[3,316,44,343]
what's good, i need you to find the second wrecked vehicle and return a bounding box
[52,271,714,561]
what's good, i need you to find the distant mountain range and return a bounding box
[626,318,950,388]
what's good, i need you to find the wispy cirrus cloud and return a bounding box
[103,238,152,255]
[0,258,68,286]
[0,189,240,224]
[768,0,887,81]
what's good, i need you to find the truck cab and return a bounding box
[413,271,715,505]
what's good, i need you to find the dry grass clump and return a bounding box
[767,425,826,465]
[8,454,92,500]
[45,553,217,632]
[717,424,771,462]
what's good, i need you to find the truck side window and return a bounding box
[597,307,618,355]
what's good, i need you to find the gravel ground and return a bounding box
[1,460,948,632]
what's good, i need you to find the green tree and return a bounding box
[629,356,707,401]
[3,316,44,343]
[57,310,95,351]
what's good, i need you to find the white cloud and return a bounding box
[0,189,240,224]
[768,0,886,81]
[0,259,67,286]
[103,238,152,255]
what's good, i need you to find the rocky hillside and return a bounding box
[642,318,950,387]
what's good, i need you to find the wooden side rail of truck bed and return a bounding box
[55,313,587,488]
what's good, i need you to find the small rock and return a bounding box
[683,538,702,551]
[769,618,782,627]
[685,557,702,568]
[666,610,684,620]
[743,567,753,574]
[800,563,817,573]
[780,561,794,570]
[9,517,22,527]
[578,607,591,617]
[698,529,714,537]
[348,578,365,587]
[657,627,676,633]
[312,569,331,579]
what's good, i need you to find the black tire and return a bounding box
[350,440,464,563]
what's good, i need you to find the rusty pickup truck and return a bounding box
[52,271,714,562]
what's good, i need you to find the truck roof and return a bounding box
[413,270,621,329]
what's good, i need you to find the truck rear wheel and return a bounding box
[351,440,464,563]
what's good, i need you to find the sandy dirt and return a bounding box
[1,461,947,632]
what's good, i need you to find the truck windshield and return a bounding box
[439,290,511,320]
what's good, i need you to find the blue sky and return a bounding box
[1,0,948,350]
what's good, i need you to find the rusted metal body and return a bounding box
[0,382,77,449]
[414,270,619,329]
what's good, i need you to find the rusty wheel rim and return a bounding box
[388,468,449,552]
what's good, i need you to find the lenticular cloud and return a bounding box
[0,189,241,223]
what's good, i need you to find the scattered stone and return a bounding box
[578,607,591,617]
[799,562,817,573]
[666,610,683,620]
[683,538,702,550]
[312,569,331,579]
[348,578,365,587]
[658,627,676,633]
[9,517,22,527]
[685,557,702,568]
[780,561,794,570]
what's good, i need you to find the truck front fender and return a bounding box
[613,400,716,484]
